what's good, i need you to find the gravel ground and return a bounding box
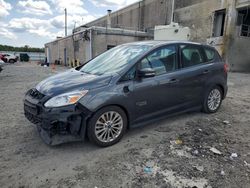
[0,63,250,188]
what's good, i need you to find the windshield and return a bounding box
[79,44,152,75]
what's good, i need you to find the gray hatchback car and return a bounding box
[24,41,228,146]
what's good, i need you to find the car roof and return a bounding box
[123,40,203,47]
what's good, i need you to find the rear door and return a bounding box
[176,43,212,106]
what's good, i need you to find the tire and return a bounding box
[87,106,127,147]
[202,86,223,113]
[9,59,15,63]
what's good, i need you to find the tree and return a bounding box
[0,44,44,53]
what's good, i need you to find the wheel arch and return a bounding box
[84,104,130,146]
[85,104,131,133]
[216,84,224,95]
[204,78,226,100]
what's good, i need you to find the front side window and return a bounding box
[120,66,136,81]
[139,45,177,76]
[180,45,205,68]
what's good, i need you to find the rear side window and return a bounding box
[180,44,205,68]
[204,47,221,62]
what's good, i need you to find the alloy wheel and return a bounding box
[94,111,123,143]
[207,88,221,111]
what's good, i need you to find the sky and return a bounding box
[0,0,139,48]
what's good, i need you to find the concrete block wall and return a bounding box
[46,0,250,71]
[46,28,151,67]
[46,36,74,66]
[91,32,149,58]
[85,0,173,31]
[174,0,229,42]
[228,33,250,71]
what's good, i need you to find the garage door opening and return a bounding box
[237,8,250,37]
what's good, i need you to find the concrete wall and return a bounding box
[47,0,250,71]
[45,28,150,67]
[227,0,250,72]
[228,31,250,71]
[91,30,149,58]
[85,0,173,31]
[45,36,74,66]
[174,0,229,42]
[174,0,250,71]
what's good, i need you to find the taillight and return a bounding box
[224,63,229,73]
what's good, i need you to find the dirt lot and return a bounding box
[0,63,250,188]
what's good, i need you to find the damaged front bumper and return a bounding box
[24,94,92,145]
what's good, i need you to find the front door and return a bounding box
[128,44,180,123]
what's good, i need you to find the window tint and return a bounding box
[180,45,204,68]
[141,58,151,69]
[140,45,177,76]
[120,66,136,81]
[205,48,215,61]
[204,47,221,62]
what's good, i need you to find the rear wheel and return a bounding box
[202,86,223,113]
[87,106,127,147]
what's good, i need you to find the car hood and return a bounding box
[36,69,112,96]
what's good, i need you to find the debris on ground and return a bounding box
[230,153,238,159]
[209,147,222,155]
[244,161,250,168]
[0,64,250,188]
[223,120,230,125]
[193,165,204,172]
[175,138,183,145]
[220,170,225,176]
[193,149,199,155]
[144,167,153,174]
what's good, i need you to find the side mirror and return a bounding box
[137,68,156,78]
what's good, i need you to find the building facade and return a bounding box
[45,27,151,66]
[46,0,250,71]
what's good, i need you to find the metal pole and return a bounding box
[64,8,67,36]
[171,0,175,23]
[89,28,92,59]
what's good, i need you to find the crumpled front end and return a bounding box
[24,89,91,145]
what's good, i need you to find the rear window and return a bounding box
[204,47,221,62]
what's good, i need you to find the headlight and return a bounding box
[44,90,88,108]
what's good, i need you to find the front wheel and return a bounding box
[87,106,127,147]
[202,86,223,113]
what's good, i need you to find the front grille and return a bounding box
[24,103,39,115]
[29,89,45,100]
[24,103,41,124]
[25,110,42,124]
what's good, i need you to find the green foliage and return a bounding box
[0,44,44,53]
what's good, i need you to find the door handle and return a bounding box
[168,78,179,84]
[202,70,210,74]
